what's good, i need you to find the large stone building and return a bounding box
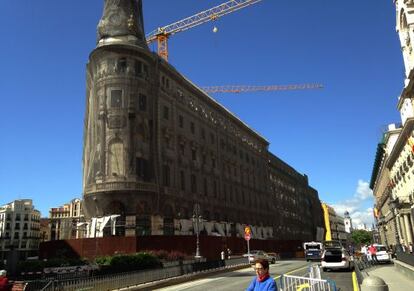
[370,0,414,249]
[82,0,324,241]
[0,199,41,260]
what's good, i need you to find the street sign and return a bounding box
[244,226,251,235]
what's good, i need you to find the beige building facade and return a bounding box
[371,0,414,250]
[0,199,41,260]
[49,198,84,240]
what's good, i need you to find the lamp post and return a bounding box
[192,203,203,259]
[388,198,403,253]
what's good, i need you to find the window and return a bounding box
[15,214,21,221]
[201,128,206,140]
[212,158,216,169]
[163,165,170,187]
[191,149,197,161]
[204,178,208,196]
[202,154,206,164]
[109,140,125,176]
[143,64,148,76]
[190,122,195,134]
[191,174,197,193]
[139,94,147,111]
[136,158,150,181]
[210,133,215,145]
[135,60,143,76]
[163,106,169,119]
[179,115,184,128]
[111,90,122,108]
[179,144,185,156]
[180,171,185,191]
[214,180,218,198]
[117,58,127,73]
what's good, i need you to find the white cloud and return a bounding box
[331,180,374,229]
[355,180,374,200]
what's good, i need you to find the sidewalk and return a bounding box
[364,263,414,291]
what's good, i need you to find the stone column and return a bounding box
[398,214,405,244]
[403,214,413,244]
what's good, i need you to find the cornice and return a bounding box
[386,117,414,168]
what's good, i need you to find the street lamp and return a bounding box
[388,198,403,253]
[192,203,203,259]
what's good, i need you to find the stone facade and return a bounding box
[82,0,324,241]
[371,0,414,249]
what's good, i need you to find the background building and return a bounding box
[0,199,41,260]
[370,0,414,250]
[49,198,84,240]
[321,203,348,245]
[344,211,353,233]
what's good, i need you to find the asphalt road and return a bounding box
[155,260,310,291]
[155,259,355,291]
[321,268,354,291]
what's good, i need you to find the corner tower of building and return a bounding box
[82,0,155,222]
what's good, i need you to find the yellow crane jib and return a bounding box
[146,0,262,61]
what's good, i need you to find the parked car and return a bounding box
[243,250,268,264]
[373,244,391,263]
[265,252,279,264]
[321,246,353,271]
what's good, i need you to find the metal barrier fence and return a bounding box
[24,258,247,291]
[279,274,336,291]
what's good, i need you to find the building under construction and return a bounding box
[82,0,324,242]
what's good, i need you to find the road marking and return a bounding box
[352,271,359,291]
[296,283,310,290]
[274,265,309,280]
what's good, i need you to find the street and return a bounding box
[156,260,310,291]
[155,259,358,291]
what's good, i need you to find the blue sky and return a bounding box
[0,0,403,227]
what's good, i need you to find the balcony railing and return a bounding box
[84,181,158,194]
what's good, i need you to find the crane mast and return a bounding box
[201,84,324,94]
[146,0,262,61]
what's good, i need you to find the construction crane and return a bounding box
[201,83,324,94]
[146,0,262,61]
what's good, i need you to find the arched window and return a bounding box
[108,139,125,176]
